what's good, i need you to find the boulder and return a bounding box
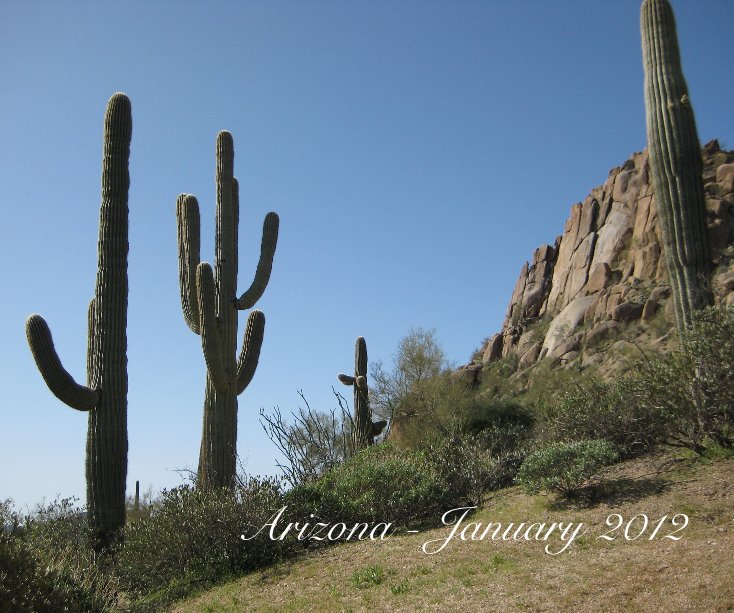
[612,301,644,323]
[482,333,504,364]
[715,271,734,296]
[648,285,671,303]
[455,363,482,386]
[585,320,620,346]
[587,263,611,293]
[641,297,659,321]
[549,332,583,359]
[542,296,596,357]
[518,342,542,369]
[716,163,734,195]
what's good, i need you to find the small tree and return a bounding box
[370,327,449,432]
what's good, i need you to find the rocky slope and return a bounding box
[464,140,734,381]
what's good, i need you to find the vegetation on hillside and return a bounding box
[2,306,733,611]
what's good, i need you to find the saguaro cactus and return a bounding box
[641,0,712,334]
[338,337,387,448]
[26,93,131,549]
[177,131,279,489]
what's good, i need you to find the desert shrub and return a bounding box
[260,391,357,487]
[371,327,449,431]
[391,372,534,450]
[516,439,619,496]
[540,378,665,457]
[462,398,534,436]
[542,306,734,456]
[388,372,477,446]
[286,443,444,528]
[420,419,532,505]
[117,476,286,609]
[624,305,734,452]
[0,498,118,613]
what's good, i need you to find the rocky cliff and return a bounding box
[465,140,734,381]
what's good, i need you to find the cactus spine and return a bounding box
[338,337,387,448]
[26,93,131,550]
[641,0,712,334]
[177,131,279,489]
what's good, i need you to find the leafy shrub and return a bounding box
[622,305,734,453]
[286,443,444,527]
[540,379,665,457]
[421,421,531,506]
[462,399,534,437]
[0,498,118,613]
[541,306,734,456]
[117,476,286,609]
[516,440,619,496]
[389,372,477,446]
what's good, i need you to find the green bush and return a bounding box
[462,399,534,437]
[117,476,286,609]
[516,440,619,496]
[623,305,734,453]
[541,306,734,456]
[421,420,531,506]
[540,379,665,457]
[0,498,118,613]
[286,443,444,528]
[390,372,478,446]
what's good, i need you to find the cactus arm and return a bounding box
[197,262,228,392]
[235,212,280,310]
[26,314,98,411]
[371,420,387,437]
[337,373,355,386]
[177,194,202,334]
[235,310,265,394]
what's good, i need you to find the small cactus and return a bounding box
[177,131,279,489]
[26,93,131,550]
[641,0,712,334]
[338,337,387,448]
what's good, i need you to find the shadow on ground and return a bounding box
[547,477,673,510]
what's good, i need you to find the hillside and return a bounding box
[172,452,734,612]
[458,141,734,385]
[169,143,734,612]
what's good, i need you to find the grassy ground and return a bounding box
[171,452,734,612]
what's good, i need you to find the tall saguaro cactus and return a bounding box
[641,0,712,335]
[338,337,387,448]
[26,93,131,549]
[177,131,279,489]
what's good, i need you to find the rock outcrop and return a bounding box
[471,140,734,377]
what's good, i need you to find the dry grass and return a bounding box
[171,452,734,612]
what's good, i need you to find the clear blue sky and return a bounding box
[2,1,733,510]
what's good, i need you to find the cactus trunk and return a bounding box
[26,93,131,550]
[338,337,387,448]
[198,379,238,487]
[641,0,712,335]
[177,131,278,490]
